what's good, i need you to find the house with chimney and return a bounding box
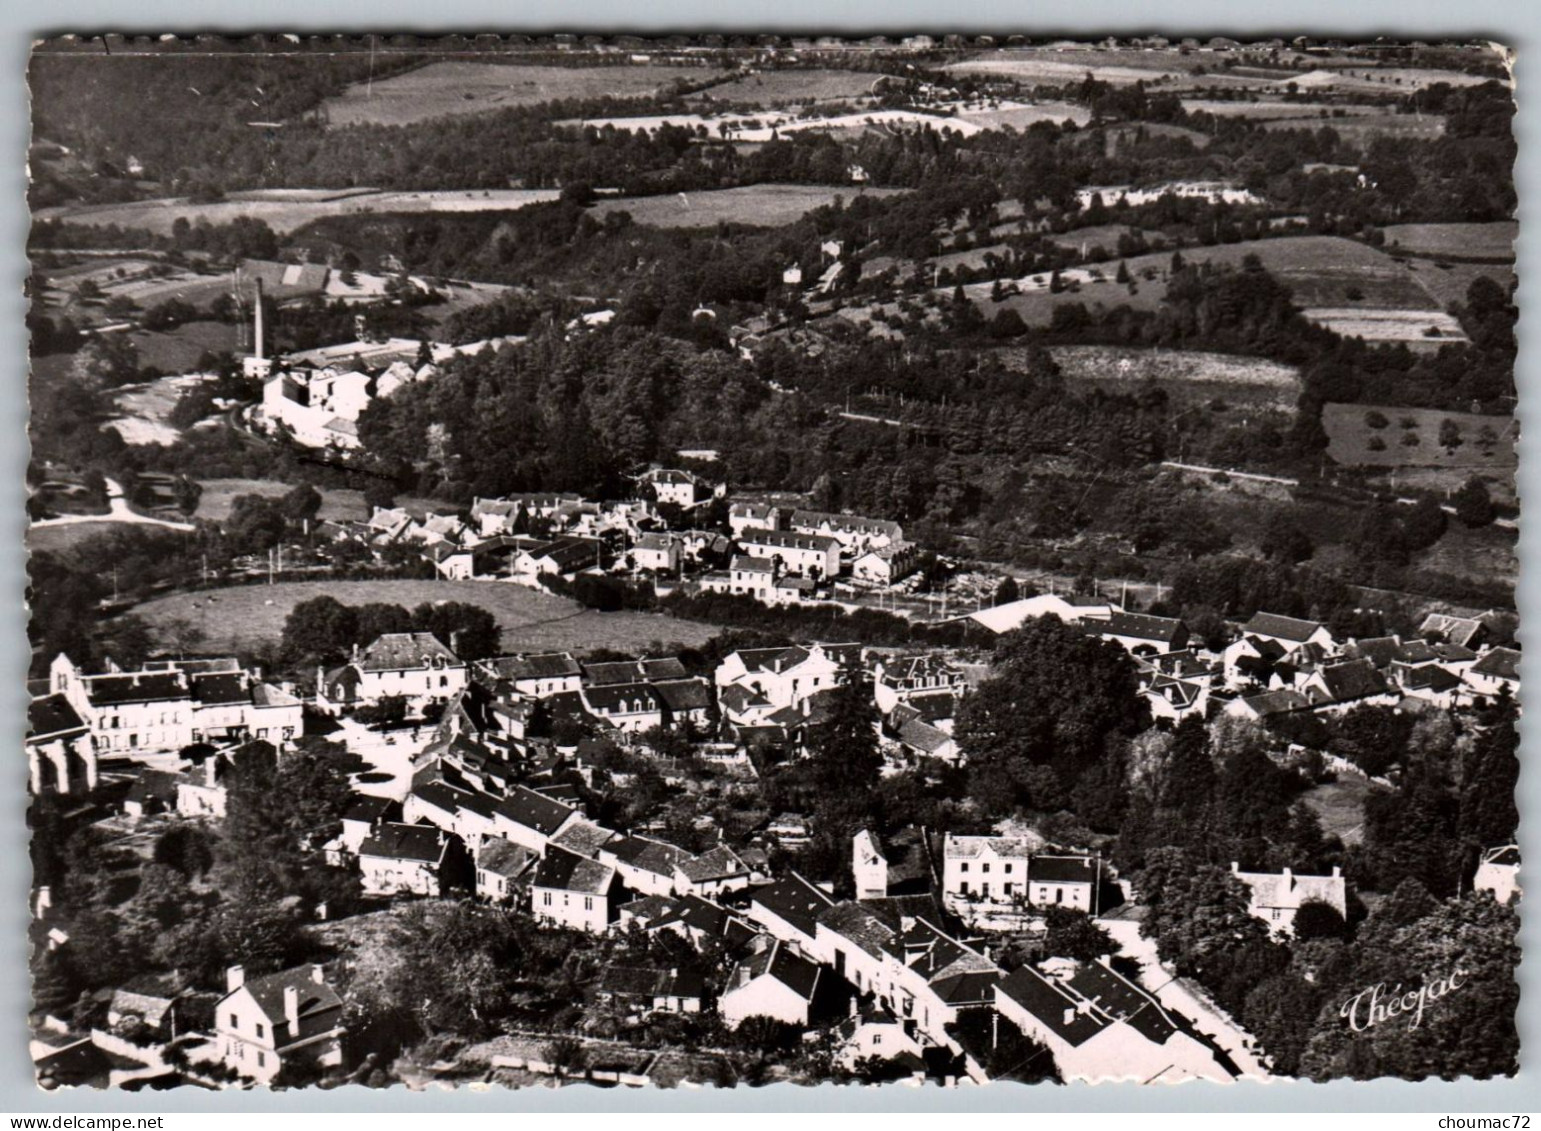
[475,836,539,904]
[335,796,403,858]
[215,964,345,1085]
[1095,612,1189,657]
[941,833,1035,912]
[476,652,583,699]
[673,844,755,898]
[357,822,469,897]
[493,785,581,855]
[631,532,683,574]
[789,509,904,554]
[47,653,302,756]
[1230,862,1347,936]
[639,468,715,509]
[594,964,707,1015]
[715,643,859,714]
[736,527,840,580]
[532,846,622,933]
[317,632,467,712]
[746,872,836,952]
[1238,612,1337,657]
[719,937,825,1029]
[994,960,1230,1084]
[853,830,889,900]
[599,835,692,897]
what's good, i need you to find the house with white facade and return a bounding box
[532,846,621,933]
[995,960,1230,1084]
[318,633,467,712]
[216,964,344,1085]
[358,822,467,897]
[736,527,840,580]
[719,938,824,1029]
[941,834,1035,911]
[1230,862,1346,936]
[1474,845,1521,905]
[47,653,302,756]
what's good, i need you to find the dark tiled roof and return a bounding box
[606,835,690,877]
[496,785,576,837]
[86,672,189,706]
[1312,659,1391,704]
[478,837,537,878]
[533,846,616,895]
[677,844,749,883]
[750,873,835,938]
[1242,612,1325,643]
[1099,612,1187,645]
[583,682,661,714]
[359,822,450,864]
[932,969,1001,1006]
[359,632,459,672]
[343,796,402,824]
[1471,647,1521,681]
[481,652,582,682]
[27,693,86,740]
[191,673,249,706]
[737,940,821,1000]
[233,965,342,1024]
[653,678,713,712]
[817,900,896,959]
[1029,855,1098,885]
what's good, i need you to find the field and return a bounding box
[1047,225,1142,253]
[192,479,439,523]
[692,68,895,105]
[1301,772,1382,846]
[35,189,560,238]
[127,579,722,657]
[1179,100,1383,120]
[943,234,1455,336]
[1042,345,1300,410]
[1380,222,1517,262]
[951,100,1091,130]
[1258,114,1447,141]
[26,521,126,556]
[590,184,906,229]
[130,320,243,372]
[103,373,214,445]
[945,50,1207,85]
[1301,307,1466,347]
[1322,402,1517,470]
[319,61,711,128]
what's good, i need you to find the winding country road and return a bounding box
[30,476,195,533]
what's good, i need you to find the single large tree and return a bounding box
[956,616,1148,813]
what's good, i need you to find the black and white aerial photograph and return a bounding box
[22,32,1520,1093]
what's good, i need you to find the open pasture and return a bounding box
[1322,402,1516,470]
[692,68,895,105]
[590,184,906,229]
[127,579,722,658]
[1302,307,1466,346]
[36,189,560,238]
[1381,222,1516,263]
[944,49,1207,85]
[319,60,710,128]
[1180,99,1383,120]
[1259,113,1446,141]
[192,479,440,523]
[1042,344,1299,411]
